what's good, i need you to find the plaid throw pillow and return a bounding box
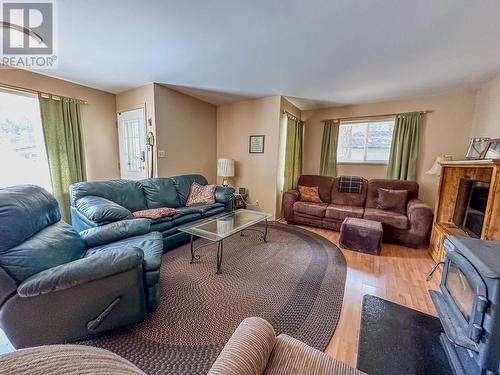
[298,185,323,203]
[186,182,216,206]
[133,207,180,219]
[338,176,364,194]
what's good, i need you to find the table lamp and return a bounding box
[217,158,235,186]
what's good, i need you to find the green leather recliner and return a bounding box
[0,185,163,349]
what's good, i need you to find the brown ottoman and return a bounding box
[339,217,383,255]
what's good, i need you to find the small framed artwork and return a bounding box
[249,135,265,153]
[480,138,500,160]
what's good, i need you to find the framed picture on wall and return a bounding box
[249,135,265,153]
[479,138,500,160]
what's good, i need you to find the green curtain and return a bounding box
[319,119,340,176]
[283,116,304,191]
[39,95,86,222]
[386,112,421,180]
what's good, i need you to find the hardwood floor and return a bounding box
[297,224,442,368]
[0,223,442,365]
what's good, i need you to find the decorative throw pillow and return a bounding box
[298,185,323,203]
[133,207,180,219]
[186,182,216,206]
[377,188,408,214]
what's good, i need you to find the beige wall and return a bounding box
[471,72,500,138]
[217,96,281,217]
[0,69,119,180]
[154,84,217,182]
[302,89,477,207]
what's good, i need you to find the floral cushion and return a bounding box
[298,185,322,203]
[133,207,180,219]
[186,182,216,206]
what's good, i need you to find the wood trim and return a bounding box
[429,162,500,261]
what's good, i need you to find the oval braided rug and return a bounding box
[79,222,346,374]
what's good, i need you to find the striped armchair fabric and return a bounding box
[208,317,367,375]
[1,318,366,375]
[0,345,145,375]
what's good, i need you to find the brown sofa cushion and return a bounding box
[325,204,364,221]
[363,208,409,230]
[377,188,408,214]
[331,177,368,207]
[298,186,322,203]
[366,179,418,209]
[293,202,328,218]
[297,175,334,203]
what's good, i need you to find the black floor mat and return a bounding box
[357,295,453,375]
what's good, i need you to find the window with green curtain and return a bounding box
[386,112,421,180]
[319,119,340,176]
[283,116,304,192]
[39,95,86,222]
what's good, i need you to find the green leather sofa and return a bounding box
[70,174,235,250]
[0,185,164,349]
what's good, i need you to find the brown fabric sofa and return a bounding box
[283,175,433,248]
[0,318,365,375]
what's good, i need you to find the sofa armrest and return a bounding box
[406,199,434,248]
[17,247,144,297]
[215,186,235,212]
[80,219,151,247]
[207,317,276,375]
[0,345,146,375]
[76,195,133,224]
[268,334,368,375]
[282,190,299,223]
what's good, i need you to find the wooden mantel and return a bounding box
[429,159,500,262]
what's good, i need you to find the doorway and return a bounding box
[117,107,147,180]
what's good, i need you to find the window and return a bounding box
[0,88,52,191]
[337,118,395,163]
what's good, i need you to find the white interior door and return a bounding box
[118,108,147,180]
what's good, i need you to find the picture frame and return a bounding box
[479,138,500,160]
[249,135,265,153]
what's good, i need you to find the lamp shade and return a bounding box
[426,155,452,176]
[217,158,235,177]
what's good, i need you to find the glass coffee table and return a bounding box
[178,209,272,274]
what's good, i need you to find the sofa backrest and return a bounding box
[297,175,334,203]
[169,174,209,206]
[0,185,86,286]
[140,178,181,208]
[331,177,368,207]
[70,180,147,212]
[365,179,419,209]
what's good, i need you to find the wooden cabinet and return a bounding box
[429,160,500,263]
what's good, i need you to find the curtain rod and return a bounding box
[282,110,301,121]
[320,110,433,122]
[0,82,89,105]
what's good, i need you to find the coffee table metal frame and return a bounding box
[178,209,271,274]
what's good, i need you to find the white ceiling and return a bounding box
[37,0,500,109]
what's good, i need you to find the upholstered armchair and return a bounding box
[0,185,163,349]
